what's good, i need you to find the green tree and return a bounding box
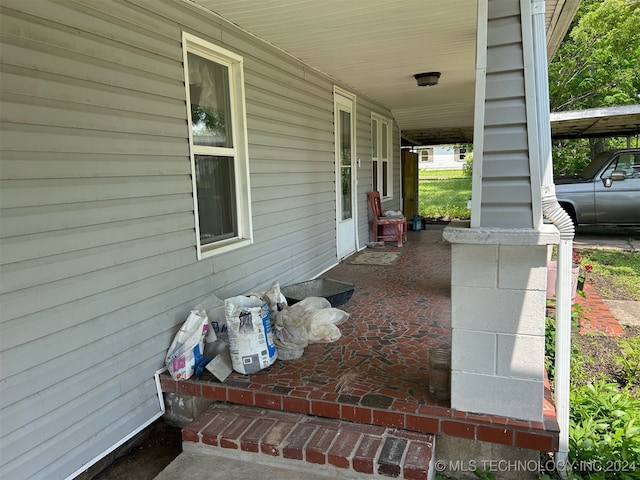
[549,0,640,112]
[549,0,640,173]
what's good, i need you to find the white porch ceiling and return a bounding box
[189,0,579,145]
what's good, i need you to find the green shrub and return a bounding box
[545,300,640,480]
[569,380,640,479]
[615,338,640,389]
[462,152,473,178]
[545,316,557,382]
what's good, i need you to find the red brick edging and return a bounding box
[161,374,559,452]
[574,284,625,337]
[183,403,435,479]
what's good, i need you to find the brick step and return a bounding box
[182,403,436,480]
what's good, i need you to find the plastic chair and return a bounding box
[367,191,407,247]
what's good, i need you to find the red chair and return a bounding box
[367,191,407,247]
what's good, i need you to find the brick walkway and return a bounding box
[574,283,625,337]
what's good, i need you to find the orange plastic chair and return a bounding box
[367,191,407,247]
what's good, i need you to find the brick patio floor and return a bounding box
[161,225,560,451]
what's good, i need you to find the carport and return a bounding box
[402,103,640,146]
[550,104,640,141]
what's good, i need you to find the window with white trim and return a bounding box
[183,33,252,258]
[371,114,393,198]
[420,148,434,162]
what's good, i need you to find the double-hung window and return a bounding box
[183,33,252,258]
[371,113,393,198]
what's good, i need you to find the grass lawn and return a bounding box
[419,168,466,180]
[418,171,471,219]
[576,249,640,301]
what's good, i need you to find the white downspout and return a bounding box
[531,1,574,476]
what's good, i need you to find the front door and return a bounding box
[334,90,357,259]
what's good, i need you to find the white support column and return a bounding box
[444,223,559,421]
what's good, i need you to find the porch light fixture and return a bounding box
[414,72,441,87]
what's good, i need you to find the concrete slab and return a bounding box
[602,299,640,326]
[573,226,640,252]
[153,451,344,480]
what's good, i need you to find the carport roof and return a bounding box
[550,105,640,139]
[402,104,640,146]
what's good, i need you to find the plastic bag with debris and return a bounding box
[271,296,350,360]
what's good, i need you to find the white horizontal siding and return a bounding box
[477,3,533,228]
[0,68,187,120]
[0,2,397,479]
[0,231,194,294]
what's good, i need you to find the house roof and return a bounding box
[188,0,579,145]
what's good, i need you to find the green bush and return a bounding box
[569,380,640,479]
[545,316,557,382]
[616,338,640,389]
[462,152,473,178]
[545,302,640,479]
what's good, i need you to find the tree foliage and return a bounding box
[549,0,640,174]
[549,0,640,112]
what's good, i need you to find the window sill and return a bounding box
[199,237,252,259]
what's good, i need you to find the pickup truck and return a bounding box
[554,148,640,226]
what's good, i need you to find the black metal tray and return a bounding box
[281,278,355,307]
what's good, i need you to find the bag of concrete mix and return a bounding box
[165,310,213,380]
[224,296,277,374]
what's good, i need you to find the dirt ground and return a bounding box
[572,324,640,394]
[90,420,182,480]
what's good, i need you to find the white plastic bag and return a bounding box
[165,310,213,380]
[271,296,349,360]
[247,280,288,313]
[194,293,228,343]
[224,296,277,374]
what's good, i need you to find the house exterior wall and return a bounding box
[0,1,399,478]
[417,145,466,171]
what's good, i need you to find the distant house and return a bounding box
[417,145,468,170]
[0,1,578,478]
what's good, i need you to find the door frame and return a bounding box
[333,86,358,259]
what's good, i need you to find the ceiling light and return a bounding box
[414,72,441,87]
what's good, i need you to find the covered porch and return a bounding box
[160,226,559,453]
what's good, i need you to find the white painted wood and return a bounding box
[473,0,536,228]
[187,0,577,141]
[471,0,489,228]
[521,0,544,229]
[334,88,358,259]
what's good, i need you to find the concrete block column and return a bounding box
[443,222,560,422]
